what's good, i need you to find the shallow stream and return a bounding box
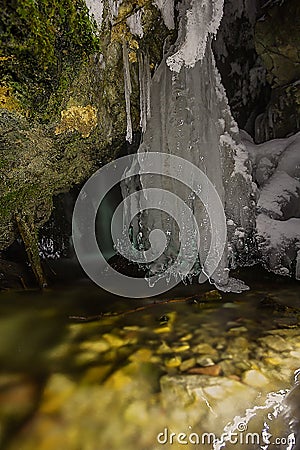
[0,267,299,450]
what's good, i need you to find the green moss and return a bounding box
[255,0,300,87]
[0,0,100,120]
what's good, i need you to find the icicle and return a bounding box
[127,10,144,38]
[166,0,224,72]
[296,250,300,280]
[108,0,122,23]
[153,0,175,30]
[85,0,104,30]
[122,42,133,144]
[146,55,151,121]
[138,52,151,133]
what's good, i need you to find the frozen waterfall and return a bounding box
[122,0,256,292]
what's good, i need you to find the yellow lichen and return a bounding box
[111,22,127,42]
[0,55,15,62]
[129,38,139,50]
[0,85,21,112]
[110,2,141,50]
[55,105,98,138]
[118,3,133,19]
[128,51,137,63]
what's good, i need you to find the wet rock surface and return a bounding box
[254,0,300,141]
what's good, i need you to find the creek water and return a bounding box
[0,266,299,450]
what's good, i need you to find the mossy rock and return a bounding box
[254,0,300,140]
[0,1,174,284]
[255,0,300,87]
[255,83,300,142]
[0,0,100,120]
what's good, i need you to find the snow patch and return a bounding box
[257,214,300,276]
[258,172,300,218]
[243,132,300,278]
[167,0,224,72]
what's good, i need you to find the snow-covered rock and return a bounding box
[242,131,300,277]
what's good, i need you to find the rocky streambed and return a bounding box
[0,270,299,450]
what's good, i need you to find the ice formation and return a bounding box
[214,387,296,450]
[166,0,224,72]
[122,42,133,144]
[85,0,104,30]
[242,131,300,278]
[127,10,144,38]
[138,52,151,133]
[108,0,122,20]
[153,0,175,30]
[122,0,256,292]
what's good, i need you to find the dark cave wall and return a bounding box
[214,0,299,142]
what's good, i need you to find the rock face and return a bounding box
[256,0,300,87]
[254,0,300,141]
[214,0,269,134]
[0,0,173,283]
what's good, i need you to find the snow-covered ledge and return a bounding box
[242,131,300,279]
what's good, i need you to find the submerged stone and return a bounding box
[187,365,221,377]
[165,356,182,368]
[260,335,293,352]
[179,358,196,372]
[242,369,269,388]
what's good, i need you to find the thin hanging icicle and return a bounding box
[85,0,104,30]
[127,9,144,38]
[153,0,175,30]
[138,52,151,133]
[123,42,133,144]
[108,0,122,22]
[145,54,151,121]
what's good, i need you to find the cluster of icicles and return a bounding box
[84,0,257,293]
